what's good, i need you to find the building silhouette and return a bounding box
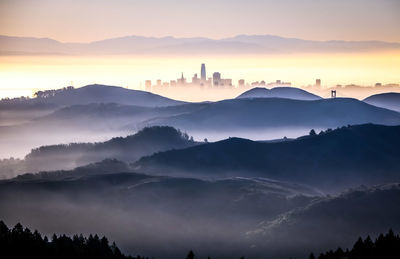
[145,80,152,91]
[201,64,206,81]
[213,72,221,86]
[177,73,186,85]
[316,79,321,88]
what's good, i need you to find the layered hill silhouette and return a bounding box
[0,126,197,176]
[0,161,319,258]
[148,98,400,132]
[236,87,322,100]
[135,124,400,191]
[0,84,184,128]
[2,34,400,55]
[31,84,184,107]
[248,183,400,258]
[364,92,400,112]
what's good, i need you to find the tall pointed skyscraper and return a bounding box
[201,64,206,81]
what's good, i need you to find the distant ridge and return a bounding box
[236,87,322,100]
[148,97,400,131]
[26,84,184,107]
[1,34,400,55]
[364,92,400,112]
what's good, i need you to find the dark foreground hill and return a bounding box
[0,221,137,259]
[0,160,320,258]
[364,92,400,112]
[236,87,322,100]
[310,229,400,259]
[247,184,400,259]
[135,124,400,191]
[1,161,400,259]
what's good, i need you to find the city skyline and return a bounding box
[0,1,399,101]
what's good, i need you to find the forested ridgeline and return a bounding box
[309,230,400,259]
[1,220,399,259]
[0,221,142,259]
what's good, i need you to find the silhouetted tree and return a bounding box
[309,129,316,136]
[0,220,141,259]
[313,229,400,259]
[186,250,194,259]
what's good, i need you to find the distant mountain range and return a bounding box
[135,124,400,191]
[236,87,322,100]
[364,92,400,112]
[1,34,400,55]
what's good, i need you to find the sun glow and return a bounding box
[1,51,399,101]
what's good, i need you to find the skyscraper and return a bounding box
[213,72,221,86]
[201,64,206,81]
[177,73,186,85]
[316,79,321,88]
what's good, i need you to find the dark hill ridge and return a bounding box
[248,183,400,256]
[24,126,197,172]
[135,124,400,191]
[0,126,197,175]
[364,92,400,112]
[32,84,185,107]
[0,161,319,258]
[0,84,184,109]
[40,102,208,125]
[236,87,322,100]
[148,97,400,131]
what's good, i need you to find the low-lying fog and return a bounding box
[0,126,316,159]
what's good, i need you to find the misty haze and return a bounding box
[1,1,400,259]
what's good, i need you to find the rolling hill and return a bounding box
[0,126,198,177]
[0,161,320,258]
[148,97,400,132]
[31,84,185,107]
[135,124,400,191]
[236,87,322,100]
[248,183,400,258]
[364,92,400,112]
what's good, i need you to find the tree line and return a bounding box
[0,221,142,259]
[2,220,398,259]
[309,229,400,259]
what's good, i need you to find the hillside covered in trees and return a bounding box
[0,221,139,259]
[0,126,197,178]
[135,124,400,191]
[309,230,400,259]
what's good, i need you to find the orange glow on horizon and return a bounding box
[0,51,399,101]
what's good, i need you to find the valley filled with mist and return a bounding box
[1,84,400,259]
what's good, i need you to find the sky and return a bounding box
[0,0,399,42]
[0,0,399,100]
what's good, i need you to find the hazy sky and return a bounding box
[0,0,399,42]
